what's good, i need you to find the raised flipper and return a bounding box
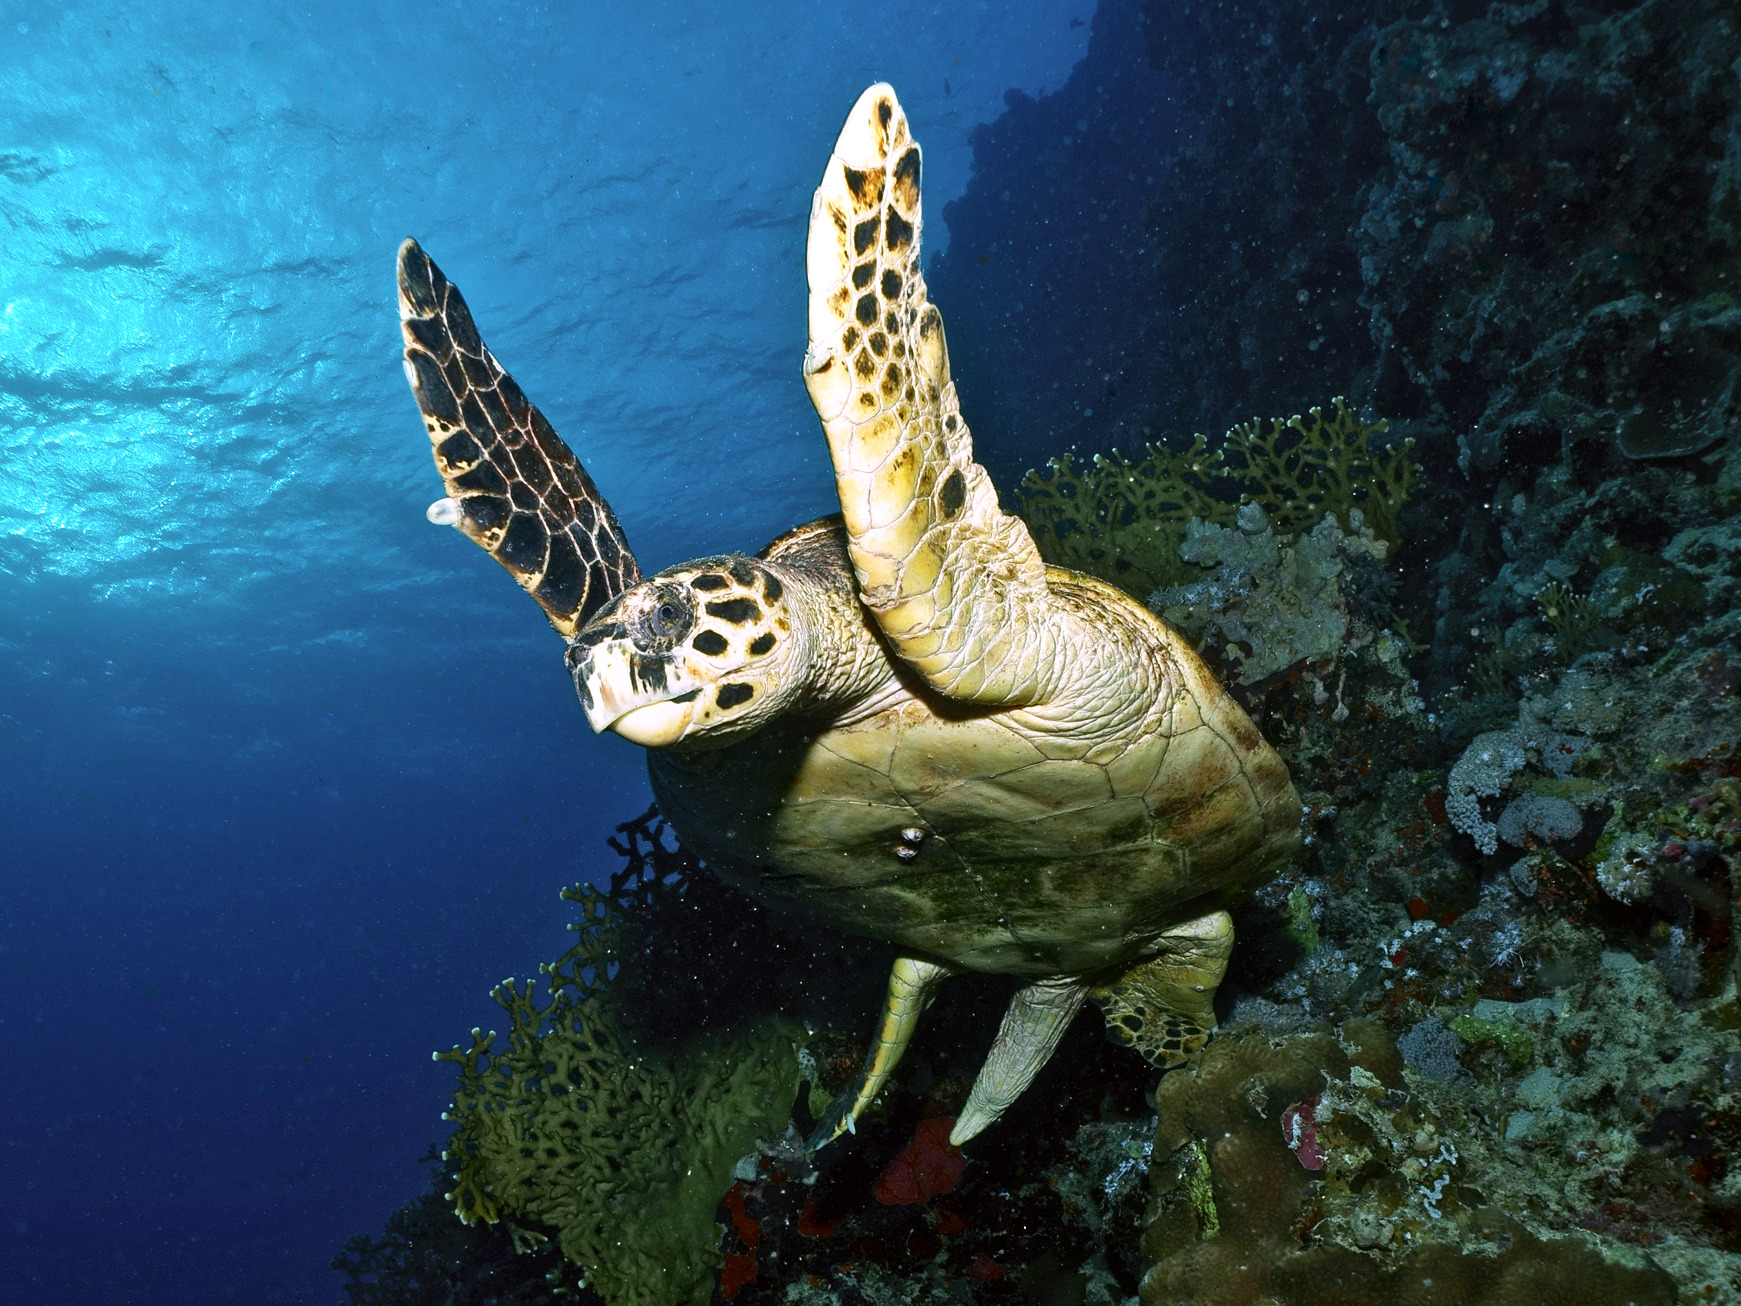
[802,86,1066,707]
[952,976,1089,1145]
[397,239,640,636]
[807,954,952,1153]
[1090,909,1235,1068]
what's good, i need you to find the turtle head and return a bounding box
[565,556,806,749]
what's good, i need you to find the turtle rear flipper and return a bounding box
[1090,910,1235,1068]
[398,239,640,636]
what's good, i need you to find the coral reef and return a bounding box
[433,813,812,1306]
[1140,1020,1689,1305]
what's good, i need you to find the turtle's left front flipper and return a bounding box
[397,239,640,636]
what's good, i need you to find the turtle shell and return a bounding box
[649,564,1300,979]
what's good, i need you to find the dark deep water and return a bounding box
[7,1,1741,1303]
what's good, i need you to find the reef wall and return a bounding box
[345,1,1741,1301]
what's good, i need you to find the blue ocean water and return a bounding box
[0,4,1099,1300]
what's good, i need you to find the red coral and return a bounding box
[721,1182,760,1250]
[797,1193,845,1240]
[720,1253,757,1299]
[967,1253,1004,1280]
[1282,1097,1326,1170]
[873,1116,966,1205]
[718,1183,761,1300]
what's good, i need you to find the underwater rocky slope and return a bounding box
[339,0,1740,1302]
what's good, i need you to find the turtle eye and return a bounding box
[630,584,693,650]
[649,601,684,637]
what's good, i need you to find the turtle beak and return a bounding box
[571,639,699,748]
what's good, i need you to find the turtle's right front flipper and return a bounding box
[397,239,641,636]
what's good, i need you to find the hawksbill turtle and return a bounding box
[396,85,1301,1148]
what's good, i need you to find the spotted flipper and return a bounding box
[1090,910,1235,1068]
[397,239,640,636]
[808,954,952,1153]
[802,86,1066,707]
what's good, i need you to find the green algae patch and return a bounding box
[1449,1014,1534,1068]
[436,868,805,1306]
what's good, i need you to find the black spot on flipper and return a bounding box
[462,494,510,533]
[706,598,760,624]
[728,559,757,587]
[939,469,966,519]
[512,443,554,496]
[476,383,512,436]
[497,372,529,419]
[692,573,729,591]
[670,688,701,703]
[398,242,448,315]
[459,351,493,392]
[435,430,481,472]
[508,480,539,513]
[535,529,585,616]
[404,314,448,357]
[892,147,920,211]
[692,630,728,656]
[458,393,491,439]
[854,218,878,256]
[496,512,549,575]
[875,98,892,131]
[717,683,753,710]
[445,291,483,355]
[869,331,887,357]
[842,165,881,208]
[856,294,878,327]
[852,262,874,290]
[550,456,585,499]
[760,572,782,602]
[884,210,913,254]
[451,461,508,496]
[748,633,775,656]
[408,351,459,424]
[596,529,621,569]
[880,269,902,299]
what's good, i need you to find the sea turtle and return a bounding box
[396,85,1300,1148]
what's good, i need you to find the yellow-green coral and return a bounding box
[1019,397,1417,595]
[435,875,804,1306]
[1019,433,1229,593]
[1219,398,1416,549]
[1536,581,1600,663]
